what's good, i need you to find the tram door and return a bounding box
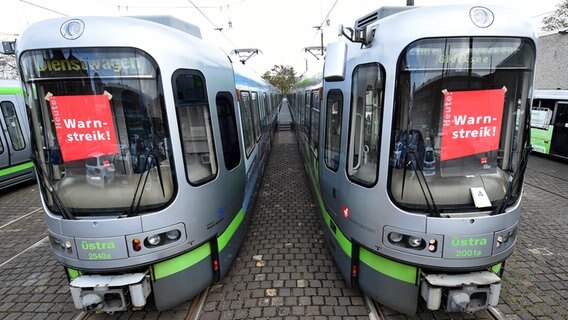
[550,103,568,158]
[0,96,29,169]
[320,89,344,216]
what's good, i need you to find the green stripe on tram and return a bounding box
[0,161,34,177]
[152,207,244,280]
[0,87,23,95]
[218,208,244,252]
[152,242,211,280]
[67,268,81,280]
[491,263,502,274]
[360,248,419,285]
[304,144,351,257]
[303,139,418,285]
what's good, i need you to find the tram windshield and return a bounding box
[389,37,535,214]
[19,48,175,217]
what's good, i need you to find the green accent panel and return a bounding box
[152,242,211,280]
[0,87,23,95]
[300,129,417,286]
[360,247,419,285]
[67,268,81,280]
[322,207,352,257]
[0,161,34,177]
[301,141,351,257]
[491,263,502,274]
[530,126,553,154]
[218,208,244,252]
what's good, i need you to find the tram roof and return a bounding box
[130,15,202,39]
[533,89,568,100]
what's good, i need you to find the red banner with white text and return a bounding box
[440,88,505,161]
[49,94,118,162]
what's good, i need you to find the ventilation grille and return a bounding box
[355,6,418,29]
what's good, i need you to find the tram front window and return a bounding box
[389,37,535,213]
[19,48,175,216]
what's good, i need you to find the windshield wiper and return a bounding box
[31,154,74,220]
[491,145,532,216]
[128,149,166,217]
[407,151,441,218]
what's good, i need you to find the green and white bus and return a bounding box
[531,89,568,159]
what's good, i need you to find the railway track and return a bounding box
[366,296,505,320]
[0,207,42,230]
[524,180,568,201]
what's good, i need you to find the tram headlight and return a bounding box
[408,236,424,248]
[388,232,404,243]
[166,229,181,241]
[147,234,162,246]
[60,19,85,40]
[469,6,494,28]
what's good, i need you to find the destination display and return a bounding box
[403,38,527,70]
[20,48,156,79]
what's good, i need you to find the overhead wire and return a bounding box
[18,0,68,16]
[312,0,340,41]
[187,0,238,48]
[15,0,240,52]
[0,31,19,36]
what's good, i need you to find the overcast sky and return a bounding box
[0,0,562,74]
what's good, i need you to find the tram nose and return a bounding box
[421,271,501,313]
[81,293,103,310]
[446,287,493,313]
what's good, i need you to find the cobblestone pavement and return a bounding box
[0,143,567,319]
[496,155,568,320]
[199,131,369,320]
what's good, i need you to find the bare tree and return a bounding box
[542,0,568,31]
[0,54,18,79]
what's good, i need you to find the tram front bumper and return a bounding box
[69,272,151,313]
[420,271,501,313]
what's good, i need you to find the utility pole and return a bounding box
[313,26,324,57]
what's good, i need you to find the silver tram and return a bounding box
[15,15,277,313]
[0,79,34,189]
[290,5,536,315]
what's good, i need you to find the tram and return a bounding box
[530,89,568,159]
[15,15,277,313]
[0,79,34,190]
[290,4,536,315]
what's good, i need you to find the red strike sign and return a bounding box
[49,94,118,162]
[440,88,505,161]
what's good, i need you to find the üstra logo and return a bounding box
[81,240,116,250]
[451,236,488,247]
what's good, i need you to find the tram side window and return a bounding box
[239,91,255,157]
[263,92,269,125]
[0,101,26,151]
[299,94,304,129]
[174,71,218,185]
[251,92,261,141]
[324,90,343,171]
[305,92,311,137]
[216,92,241,171]
[310,89,320,154]
[347,64,384,186]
